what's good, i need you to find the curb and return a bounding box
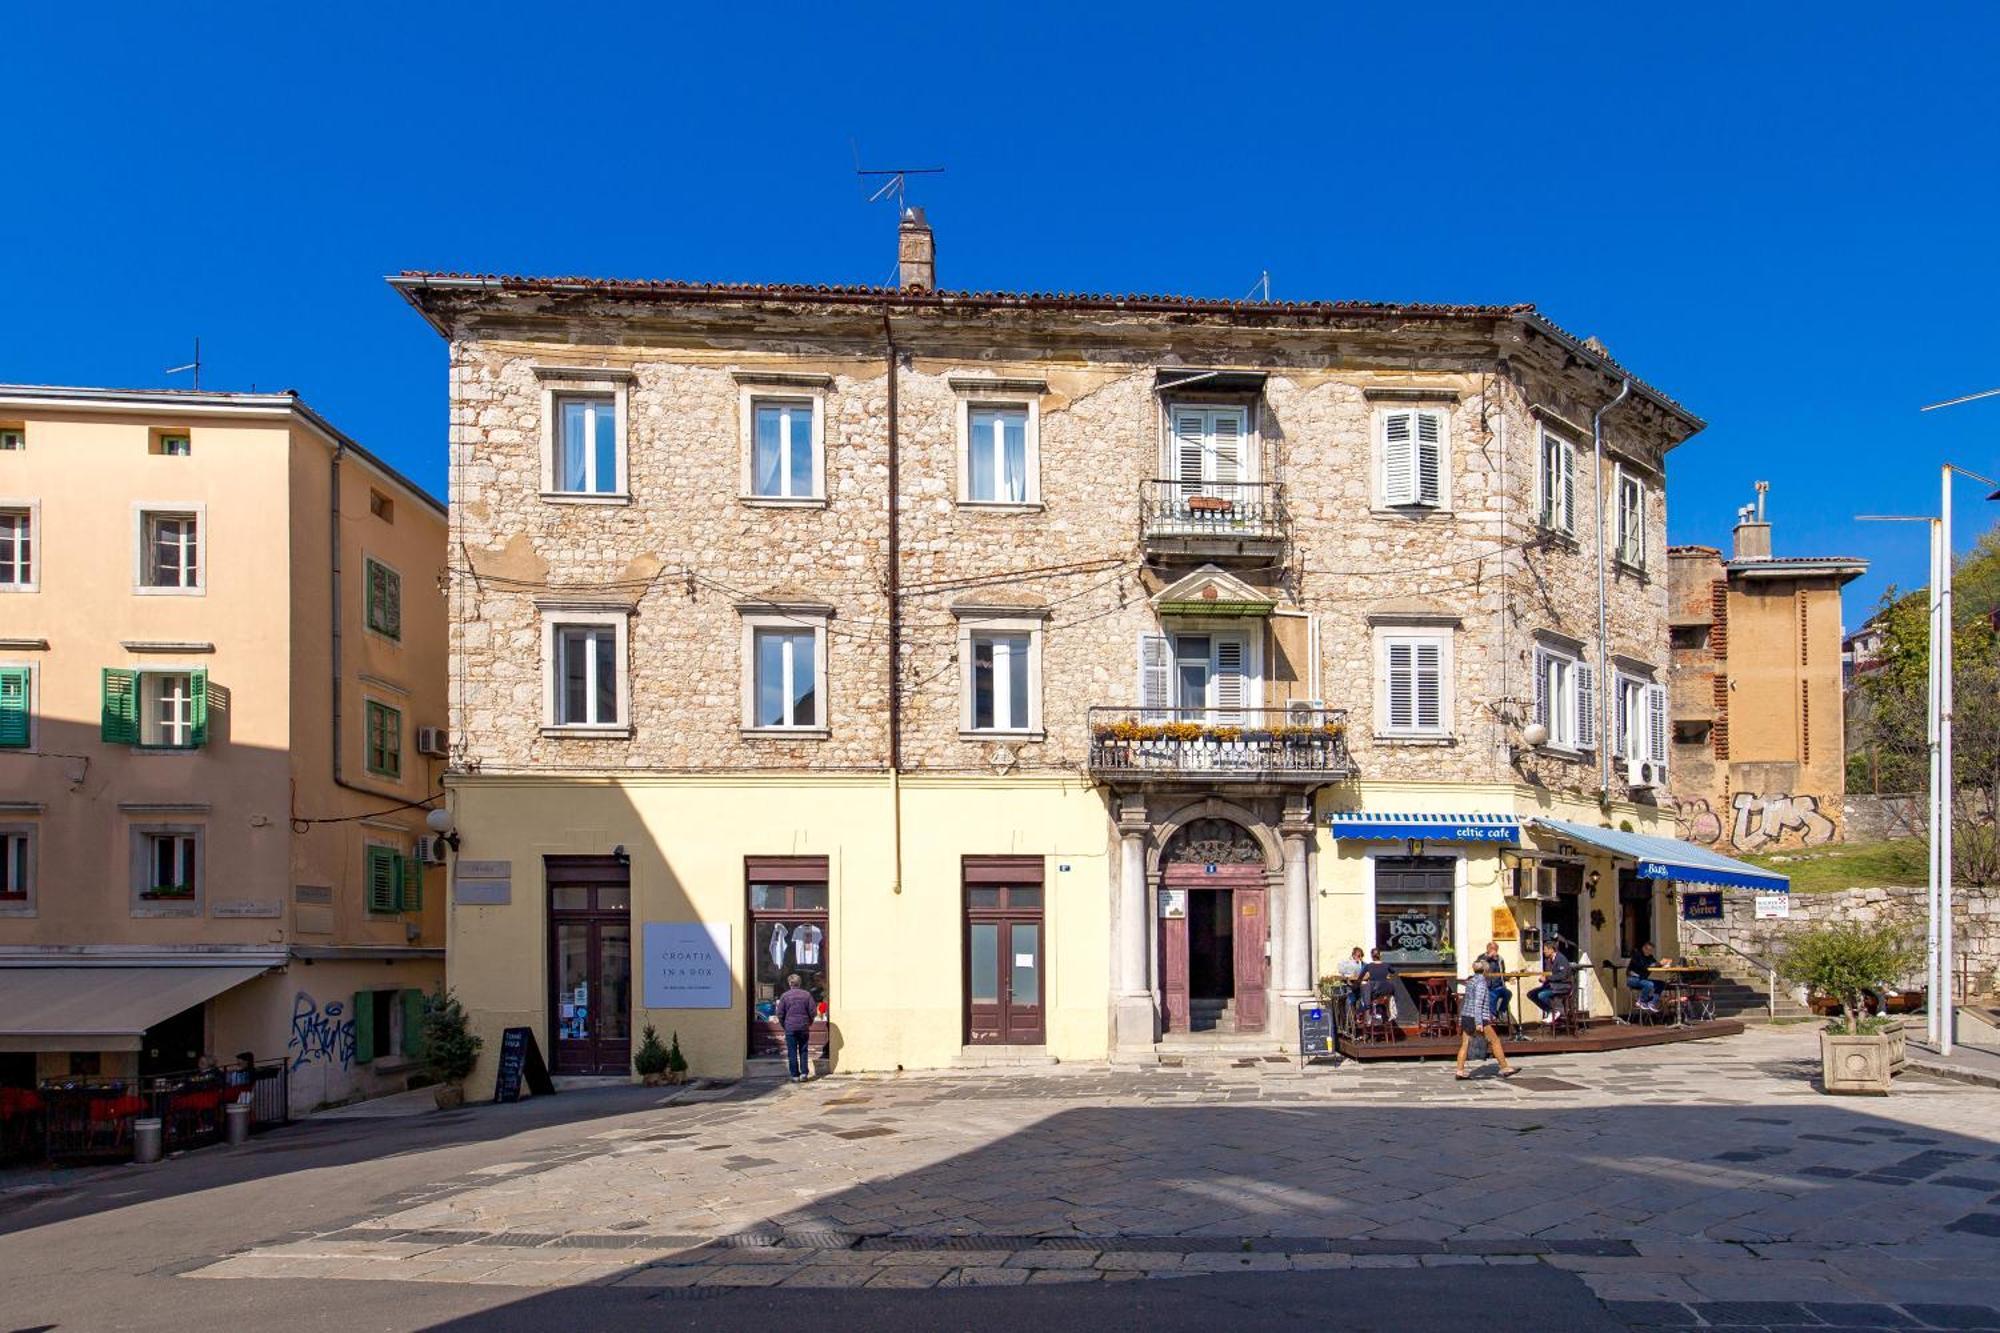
[1905,1055,2000,1090]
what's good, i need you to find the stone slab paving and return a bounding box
[185,1028,2000,1323]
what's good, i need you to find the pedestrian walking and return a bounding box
[775,974,816,1083]
[1456,958,1519,1080]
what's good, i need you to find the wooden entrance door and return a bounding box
[965,858,1045,1045]
[547,857,632,1075]
[1232,886,1268,1031]
[1162,862,1267,1034]
[747,858,830,1059]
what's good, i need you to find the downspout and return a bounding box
[1593,378,1632,801]
[883,310,903,895]
[1495,397,1509,780]
[331,448,348,789]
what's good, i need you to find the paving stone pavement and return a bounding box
[183,1028,2000,1322]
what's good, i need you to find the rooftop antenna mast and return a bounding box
[853,157,946,213]
[1244,270,1271,302]
[165,338,202,391]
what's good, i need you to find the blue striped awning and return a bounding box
[1328,813,1521,843]
[1531,817,1789,893]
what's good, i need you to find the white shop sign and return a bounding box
[643,922,733,1009]
[1754,891,1790,920]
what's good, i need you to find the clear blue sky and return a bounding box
[8,3,1998,619]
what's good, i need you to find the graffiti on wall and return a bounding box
[1670,796,1725,847]
[287,991,355,1071]
[1730,792,1837,851]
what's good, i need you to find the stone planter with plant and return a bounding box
[633,1025,670,1087]
[1778,919,1920,1096]
[418,987,483,1110]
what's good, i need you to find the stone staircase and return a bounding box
[1683,944,1813,1021]
[1188,997,1237,1033]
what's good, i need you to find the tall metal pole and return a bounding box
[1925,518,1942,1046]
[1939,467,1956,1055]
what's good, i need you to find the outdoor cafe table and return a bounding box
[1645,964,1718,1027]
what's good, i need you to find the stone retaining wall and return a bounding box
[1690,883,2000,996]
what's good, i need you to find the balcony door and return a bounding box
[548,857,632,1076]
[1171,407,1250,494]
[1172,633,1248,725]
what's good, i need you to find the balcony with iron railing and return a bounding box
[1087,706,1354,787]
[1140,479,1288,560]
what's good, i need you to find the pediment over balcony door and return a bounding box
[1151,564,1278,618]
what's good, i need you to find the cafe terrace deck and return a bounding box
[1335,1015,1746,1060]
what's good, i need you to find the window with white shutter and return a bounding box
[1646,683,1669,772]
[1616,469,1646,568]
[1212,636,1246,724]
[1576,662,1597,751]
[1532,641,1586,750]
[1380,410,1445,508]
[1170,407,1250,502]
[1138,634,1173,722]
[1378,632,1449,737]
[1539,429,1576,534]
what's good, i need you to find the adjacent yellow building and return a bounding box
[0,386,448,1114]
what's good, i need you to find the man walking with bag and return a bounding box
[1456,958,1519,1081]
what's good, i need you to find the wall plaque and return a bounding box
[211,899,282,919]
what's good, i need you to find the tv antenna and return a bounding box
[165,337,203,391]
[854,153,945,212]
[1244,270,1271,302]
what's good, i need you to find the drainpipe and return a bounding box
[331,448,349,788]
[883,310,903,895]
[1593,379,1632,801]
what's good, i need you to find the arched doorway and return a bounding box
[1159,817,1269,1034]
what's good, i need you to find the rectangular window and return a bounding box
[0,667,28,748]
[0,831,29,901]
[1381,409,1445,508]
[1533,644,1593,751]
[966,405,1030,504]
[142,511,200,588]
[1140,631,1250,722]
[746,858,830,1058]
[1171,406,1249,492]
[1381,635,1446,736]
[554,625,619,727]
[145,833,197,898]
[369,489,394,522]
[0,427,22,451]
[750,398,817,499]
[366,700,402,778]
[0,510,31,588]
[1539,428,1576,534]
[970,631,1033,732]
[1374,856,1456,963]
[365,558,402,640]
[111,670,207,749]
[152,432,191,456]
[752,627,819,728]
[1616,469,1646,568]
[553,394,618,494]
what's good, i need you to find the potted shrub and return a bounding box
[665,1032,689,1085]
[418,988,483,1110]
[633,1025,670,1087]
[1778,920,1919,1096]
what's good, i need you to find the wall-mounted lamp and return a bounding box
[1521,722,1550,749]
[425,806,460,852]
[1587,869,1602,898]
[612,844,630,868]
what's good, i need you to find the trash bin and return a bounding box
[133,1117,163,1164]
[224,1102,251,1146]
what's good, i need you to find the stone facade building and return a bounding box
[400,211,1740,1080]
[1666,487,1865,854]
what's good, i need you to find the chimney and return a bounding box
[898,207,935,291]
[1733,480,1772,561]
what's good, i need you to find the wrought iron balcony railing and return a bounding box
[1140,479,1288,550]
[1087,706,1354,783]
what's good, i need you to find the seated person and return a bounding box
[1527,941,1574,1022]
[1357,949,1396,1011]
[1336,947,1366,984]
[1627,941,1668,1011]
[1478,940,1511,1017]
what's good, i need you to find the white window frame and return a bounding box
[739,387,827,505]
[740,608,830,735]
[957,614,1045,737]
[1538,426,1577,536]
[0,500,37,592]
[1373,627,1453,740]
[535,368,631,503]
[0,823,36,918]
[538,607,631,736]
[0,426,23,451]
[1614,670,1647,763]
[956,397,1041,507]
[1533,639,1595,753]
[1162,403,1257,488]
[133,502,206,595]
[130,822,203,917]
[139,671,197,748]
[1614,466,1647,570]
[1374,407,1450,511]
[1141,623,1262,721]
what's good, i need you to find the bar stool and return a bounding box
[1545,990,1584,1037]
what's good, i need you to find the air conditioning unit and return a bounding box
[415,726,449,758]
[415,834,450,866]
[1626,758,1663,790]
[1286,699,1327,727]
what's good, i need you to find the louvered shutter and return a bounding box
[1414,641,1442,731]
[400,853,423,912]
[399,990,429,1060]
[1532,648,1550,729]
[1382,412,1417,506]
[1646,683,1669,769]
[1540,435,1559,527]
[1139,634,1173,721]
[1174,411,1207,492]
[352,991,375,1065]
[0,668,26,748]
[1211,411,1244,486]
[1386,641,1414,730]
[1624,477,1646,567]
[1213,637,1246,724]
[1415,411,1442,505]
[365,846,399,913]
[1559,440,1575,533]
[101,668,138,745]
[188,668,209,748]
[1576,662,1597,751]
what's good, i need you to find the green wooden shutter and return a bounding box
[365,846,398,913]
[188,668,209,748]
[399,989,429,1060]
[0,668,27,748]
[399,853,423,912]
[352,991,376,1064]
[101,669,138,744]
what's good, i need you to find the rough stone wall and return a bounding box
[1697,883,2000,996]
[440,300,1686,806]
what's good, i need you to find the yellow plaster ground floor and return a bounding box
[443,773,1689,1089]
